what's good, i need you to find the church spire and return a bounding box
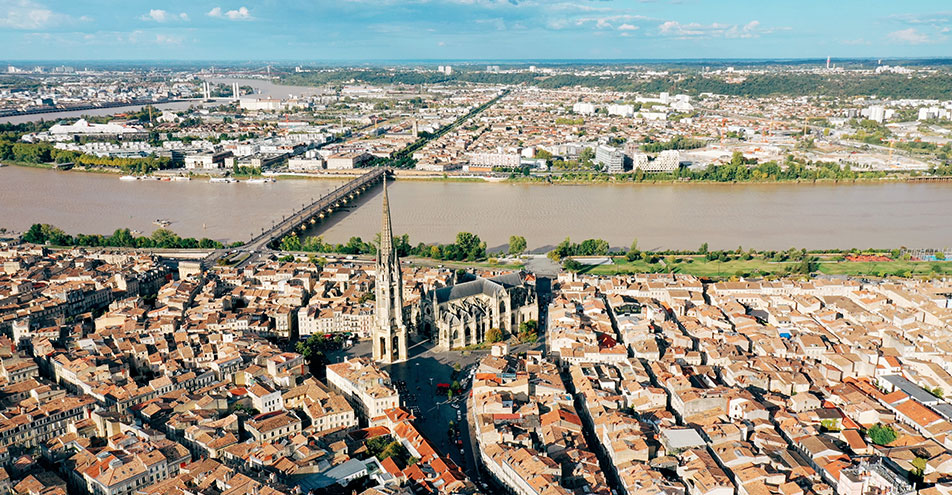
[373,171,407,365]
[380,175,393,256]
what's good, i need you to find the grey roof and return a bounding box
[434,272,526,304]
[881,375,940,404]
[440,299,489,325]
[291,458,387,491]
[931,403,952,420]
[661,428,706,450]
[489,272,526,288]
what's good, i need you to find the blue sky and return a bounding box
[2,0,952,61]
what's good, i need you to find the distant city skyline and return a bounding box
[2,0,952,60]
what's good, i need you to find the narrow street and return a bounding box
[321,274,553,485]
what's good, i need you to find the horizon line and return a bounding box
[3,56,952,64]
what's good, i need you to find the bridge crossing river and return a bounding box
[246,167,389,251]
[202,167,389,268]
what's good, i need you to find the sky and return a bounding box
[2,0,952,61]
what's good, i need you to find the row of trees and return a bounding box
[22,224,224,250]
[282,69,952,99]
[535,72,952,100]
[548,237,612,261]
[0,141,173,175]
[640,135,708,153]
[278,230,917,267]
[278,231,490,262]
[538,154,891,183]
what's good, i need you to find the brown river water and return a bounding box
[2,166,951,251]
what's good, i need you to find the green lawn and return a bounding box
[403,256,524,271]
[817,261,952,277]
[579,256,788,277]
[575,256,952,278]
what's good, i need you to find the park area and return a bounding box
[573,255,952,279]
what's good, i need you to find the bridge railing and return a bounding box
[247,168,388,249]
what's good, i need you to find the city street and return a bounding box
[330,336,543,484]
[322,276,551,485]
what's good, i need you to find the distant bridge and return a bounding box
[0,98,181,118]
[907,176,952,183]
[245,167,390,252]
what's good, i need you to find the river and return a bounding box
[0,100,233,125]
[0,74,368,127]
[2,166,951,251]
[0,166,347,243]
[0,78,312,124]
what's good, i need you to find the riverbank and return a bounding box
[502,173,949,186]
[6,160,947,186]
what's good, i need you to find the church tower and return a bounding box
[372,176,408,364]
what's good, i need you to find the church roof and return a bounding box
[434,272,525,303]
[488,272,526,289]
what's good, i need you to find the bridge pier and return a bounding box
[246,167,391,251]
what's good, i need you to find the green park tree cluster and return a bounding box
[22,224,223,250]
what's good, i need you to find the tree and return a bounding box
[577,238,610,256]
[563,258,582,271]
[911,456,928,478]
[793,256,819,275]
[455,232,486,261]
[866,423,897,446]
[381,441,409,462]
[486,327,504,343]
[295,335,331,377]
[579,147,595,163]
[108,228,136,247]
[699,242,709,254]
[519,320,539,343]
[549,237,573,261]
[820,419,841,432]
[151,229,182,249]
[625,238,640,261]
[508,235,527,255]
[280,233,302,252]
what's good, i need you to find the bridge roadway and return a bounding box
[203,167,389,267]
[247,167,389,252]
[201,167,390,269]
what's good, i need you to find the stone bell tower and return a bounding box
[372,176,408,364]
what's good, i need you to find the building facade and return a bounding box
[596,145,626,174]
[421,272,538,350]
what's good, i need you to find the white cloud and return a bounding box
[125,30,185,45]
[575,14,651,31]
[888,12,951,25]
[207,6,253,20]
[887,28,932,44]
[725,20,762,39]
[141,9,189,22]
[658,19,782,39]
[154,33,184,44]
[475,17,506,30]
[0,0,79,29]
[25,29,186,48]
